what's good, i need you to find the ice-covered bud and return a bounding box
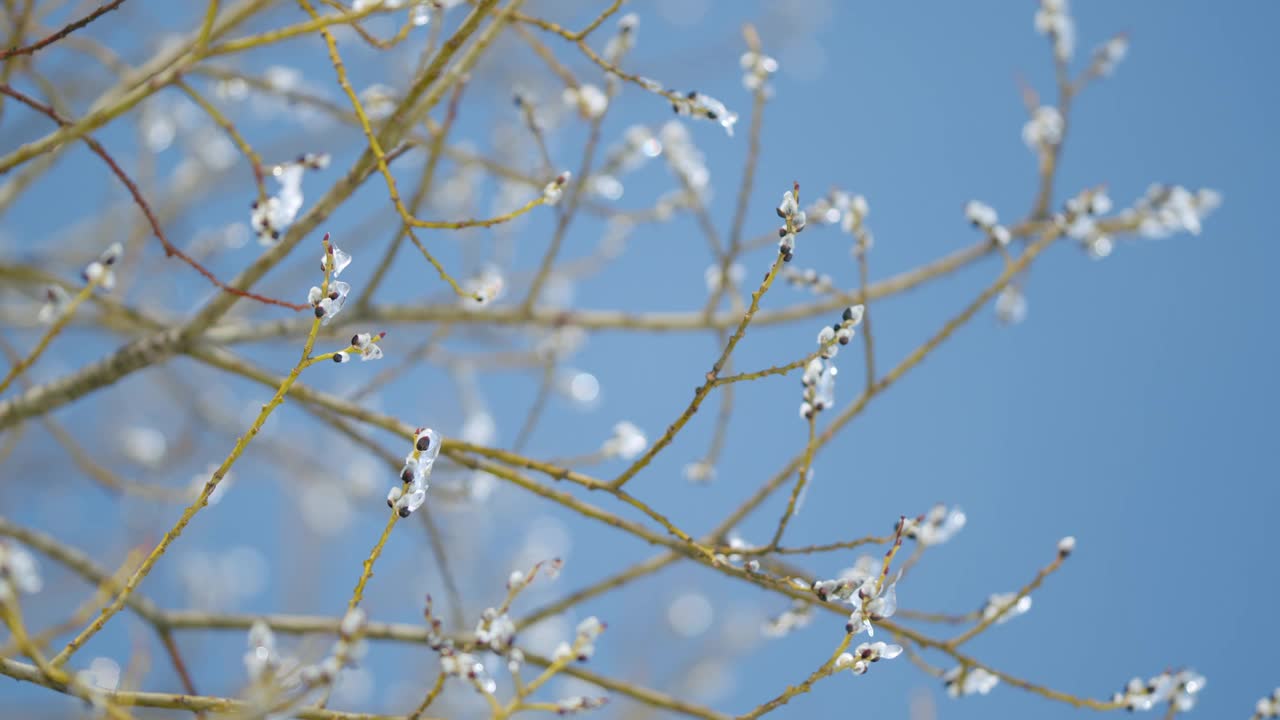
[543,171,571,205]
[740,50,779,93]
[604,13,639,63]
[965,201,1012,246]
[1091,33,1128,77]
[37,285,70,324]
[1057,535,1076,556]
[552,641,574,663]
[577,616,605,641]
[842,305,865,326]
[566,615,605,662]
[1134,185,1222,238]
[1254,688,1280,718]
[838,641,904,676]
[802,357,824,386]
[817,325,837,347]
[964,200,999,229]
[602,421,647,460]
[777,190,799,218]
[1170,670,1206,711]
[763,600,813,638]
[243,620,280,683]
[1034,0,1075,61]
[475,610,516,651]
[564,84,609,120]
[339,608,367,638]
[675,92,738,136]
[944,665,1000,697]
[982,592,1033,624]
[254,157,323,244]
[1089,191,1112,215]
[409,2,431,27]
[1110,671,1199,711]
[299,152,330,169]
[904,504,966,546]
[995,285,1027,326]
[413,427,441,459]
[465,267,505,307]
[359,341,383,362]
[813,365,837,410]
[783,267,834,294]
[82,242,123,291]
[778,232,796,260]
[321,241,352,277]
[1023,106,1065,149]
[308,281,350,325]
[846,575,898,637]
[395,485,427,517]
[556,696,610,714]
[0,541,42,598]
[683,460,716,484]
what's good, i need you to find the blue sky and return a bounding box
[2,1,1277,718]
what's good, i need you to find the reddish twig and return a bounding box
[0,83,307,311]
[0,0,128,60]
[156,628,202,717]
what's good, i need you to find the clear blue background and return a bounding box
[1,1,1276,718]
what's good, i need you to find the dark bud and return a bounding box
[271,230,281,240]
[839,336,851,346]
[314,306,326,318]
[779,227,788,237]
[783,251,794,263]
[328,291,339,300]
[705,111,717,120]
[776,206,787,219]
[416,435,432,452]
[332,353,344,363]
[401,467,415,483]
[671,103,679,114]
[397,506,412,518]
[686,90,698,99]
[842,307,855,322]
[351,334,360,347]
